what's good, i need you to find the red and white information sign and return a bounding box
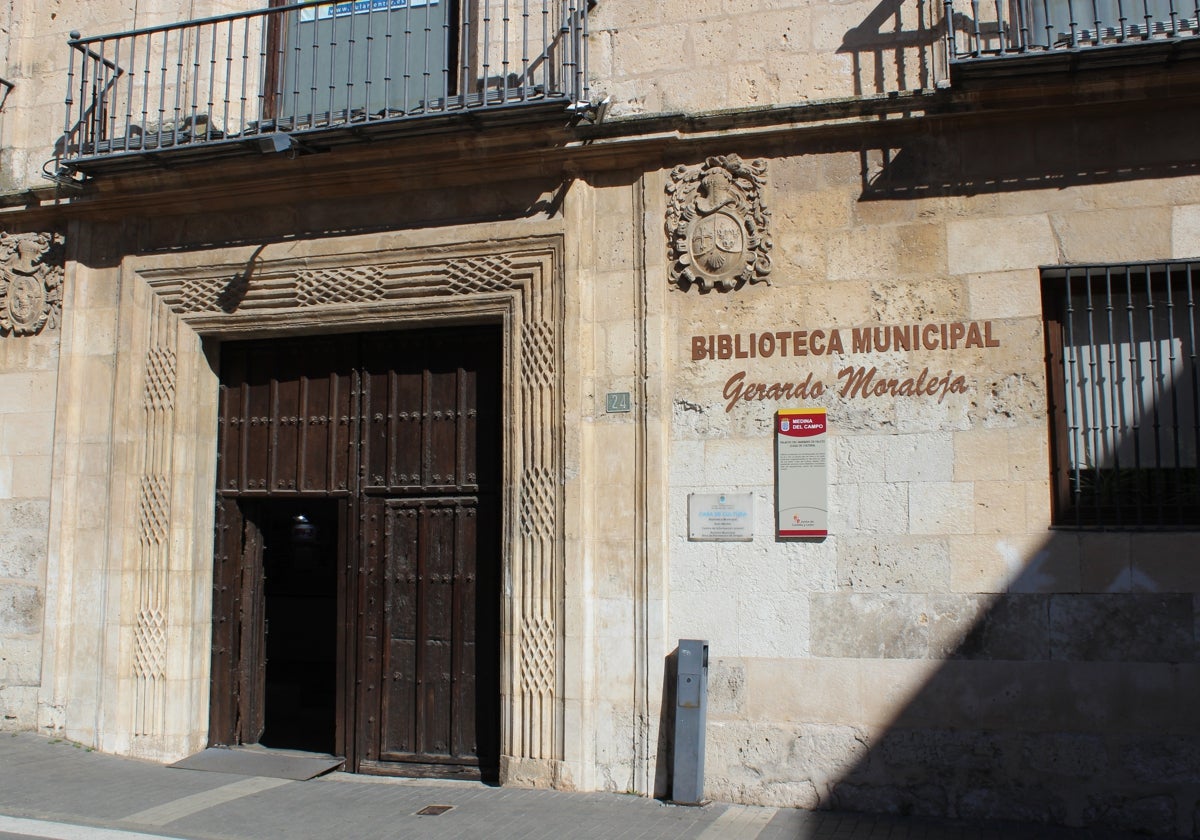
[775,408,828,538]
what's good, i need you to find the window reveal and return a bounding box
[1042,261,1200,528]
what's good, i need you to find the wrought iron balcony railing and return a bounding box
[945,0,1200,60]
[59,0,588,170]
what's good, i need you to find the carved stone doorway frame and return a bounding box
[49,234,565,781]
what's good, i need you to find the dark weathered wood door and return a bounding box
[209,497,267,746]
[356,330,501,778]
[211,328,500,778]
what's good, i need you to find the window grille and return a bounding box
[1042,261,1200,528]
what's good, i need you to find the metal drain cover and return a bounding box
[415,805,454,816]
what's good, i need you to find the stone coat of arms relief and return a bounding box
[666,155,772,291]
[0,232,65,336]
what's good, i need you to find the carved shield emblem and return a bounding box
[666,155,772,291]
[0,233,64,337]
[690,211,745,274]
[5,275,47,333]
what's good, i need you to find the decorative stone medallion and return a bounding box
[0,232,65,336]
[667,155,772,291]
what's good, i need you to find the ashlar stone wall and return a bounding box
[0,230,63,729]
[589,0,937,119]
[663,108,1200,835]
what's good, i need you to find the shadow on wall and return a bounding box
[655,649,677,799]
[808,283,1200,833]
[838,0,941,96]
[856,98,1200,202]
[659,528,1199,834]
[833,91,1199,836]
[776,83,1198,836]
[819,528,1199,836]
[77,173,572,270]
[664,472,1199,829]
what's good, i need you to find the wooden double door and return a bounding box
[209,327,501,780]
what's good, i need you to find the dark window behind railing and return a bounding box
[945,0,1199,59]
[60,0,588,166]
[1043,261,1200,529]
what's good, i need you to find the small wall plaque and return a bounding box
[606,392,631,413]
[688,492,754,541]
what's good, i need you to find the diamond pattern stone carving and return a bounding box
[138,475,171,547]
[520,615,555,697]
[180,278,222,313]
[295,267,386,306]
[521,322,554,390]
[181,276,251,313]
[133,306,178,737]
[519,465,556,540]
[444,256,516,295]
[133,607,167,679]
[144,346,177,411]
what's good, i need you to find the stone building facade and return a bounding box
[1,0,1198,835]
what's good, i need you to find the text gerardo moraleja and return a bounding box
[690,321,1002,412]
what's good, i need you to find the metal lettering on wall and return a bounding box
[689,320,1003,412]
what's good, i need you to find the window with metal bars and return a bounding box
[1042,261,1200,528]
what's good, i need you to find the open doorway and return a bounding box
[258,499,339,754]
[208,496,342,757]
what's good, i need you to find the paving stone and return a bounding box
[0,733,1185,840]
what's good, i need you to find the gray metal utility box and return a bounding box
[672,639,709,805]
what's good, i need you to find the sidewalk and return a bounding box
[0,733,1175,840]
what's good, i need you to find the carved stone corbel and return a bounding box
[0,231,65,336]
[666,155,772,291]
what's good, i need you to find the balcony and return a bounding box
[58,0,589,174]
[945,0,1200,65]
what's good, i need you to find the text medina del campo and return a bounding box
[690,320,1002,413]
